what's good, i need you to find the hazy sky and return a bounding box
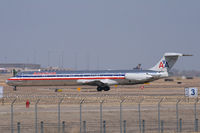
[0,0,199,70]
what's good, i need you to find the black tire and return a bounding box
[103,86,110,91]
[13,86,17,91]
[97,86,102,91]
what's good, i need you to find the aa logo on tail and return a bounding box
[159,60,169,68]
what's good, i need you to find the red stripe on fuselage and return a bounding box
[7,77,125,81]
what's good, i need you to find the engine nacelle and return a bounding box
[125,73,152,81]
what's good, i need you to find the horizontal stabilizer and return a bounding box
[182,54,193,56]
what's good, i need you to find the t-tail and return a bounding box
[150,53,193,72]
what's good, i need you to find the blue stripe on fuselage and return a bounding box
[17,74,126,78]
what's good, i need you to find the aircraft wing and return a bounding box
[77,79,118,86]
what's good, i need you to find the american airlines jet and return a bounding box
[6,53,191,91]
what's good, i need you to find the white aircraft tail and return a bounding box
[150,53,192,72]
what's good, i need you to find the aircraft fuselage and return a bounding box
[6,70,167,88]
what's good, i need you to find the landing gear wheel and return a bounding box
[97,86,102,91]
[13,86,17,91]
[103,86,110,91]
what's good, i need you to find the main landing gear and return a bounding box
[97,86,110,91]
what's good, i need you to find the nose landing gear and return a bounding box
[13,86,17,91]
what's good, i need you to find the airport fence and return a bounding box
[0,95,199,133]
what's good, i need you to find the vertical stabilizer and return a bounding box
[150,53,191,72]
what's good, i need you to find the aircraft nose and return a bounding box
[6,79,12,85]
[6,78,16,86]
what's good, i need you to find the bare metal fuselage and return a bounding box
[7,78,154,86]
[6,69,163,87]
